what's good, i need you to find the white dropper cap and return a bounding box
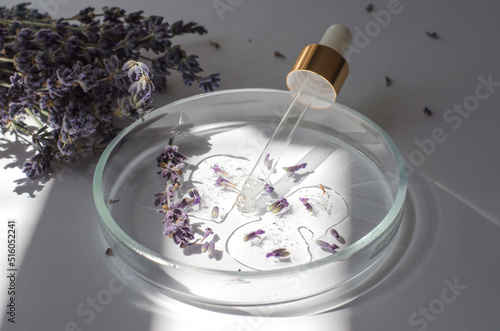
[286,24,351,108]
[319,24,352,56]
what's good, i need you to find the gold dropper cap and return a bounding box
[286,25,351,108]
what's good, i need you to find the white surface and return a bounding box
[1,0,500,330]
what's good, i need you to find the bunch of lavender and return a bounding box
[0,3,220,179]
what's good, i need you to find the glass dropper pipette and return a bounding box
[236,24,352,215]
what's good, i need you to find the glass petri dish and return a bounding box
[93,88,407,314]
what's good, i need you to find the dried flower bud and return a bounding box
[264,183,274,194]
[211,206,219,218]
[268,197,289,214]
[266,248,290,258]
[299,197,313,212]
[283,163,307,177]
[243,229,265,242]
[330,228,340,239]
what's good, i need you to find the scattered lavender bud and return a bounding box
[212,164,227,177]
[201,227,214,241]
[208,240,215,256]
[315,240,339,252]
[264,153,272,169]
[201,241,210,253]
[264,183,274,194]
[282,163,307,177]
[330,228,340,239]
[211,206,219,218]
[266,248,290,258]
[209,40,220,49]
[215,176,236,187]
[425,31,438,39]
[385,75,392,87]
[299,197,313,212]
[268,197,289,214]
[243,229,266,242]
[423,107,432,116]
[274,51,285,59]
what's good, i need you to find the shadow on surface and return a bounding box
[0,166,154,331]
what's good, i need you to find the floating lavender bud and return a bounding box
[264,183,274,194]
[268,197,289,214]
[299,197,313,212]
[208,240,215,256]
[264,153,272,169]
[201,241,210,253]
[243,229,265,242]
[212,164,227,177]
[266,248,290,258]
[330,228,340,239]
[215,176,236,187]
[282,163,307,177]
[211,206,219,218]
[315,239,339,252]
[201,227,213,242]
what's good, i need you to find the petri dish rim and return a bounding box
[92,88,407,278]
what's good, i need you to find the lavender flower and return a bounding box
[208,240,215,256]
[283,163,307,177]
[0,4,219,180]
[330,228,340,239]
[215,176,236,188]
[201,241,210,253]
[22,148,52,179]
[212,164,227,177]
[264,183,274,194]
[201,227,213,241]
[201,240,215,256]
[299,198,313,212]
[198,73,220,92]
[211,206,219,218]
[315,240,339,252]
[264,153,271,169]
[266,248,290,258]
[243,229,265,242]
[268,197,289,214]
